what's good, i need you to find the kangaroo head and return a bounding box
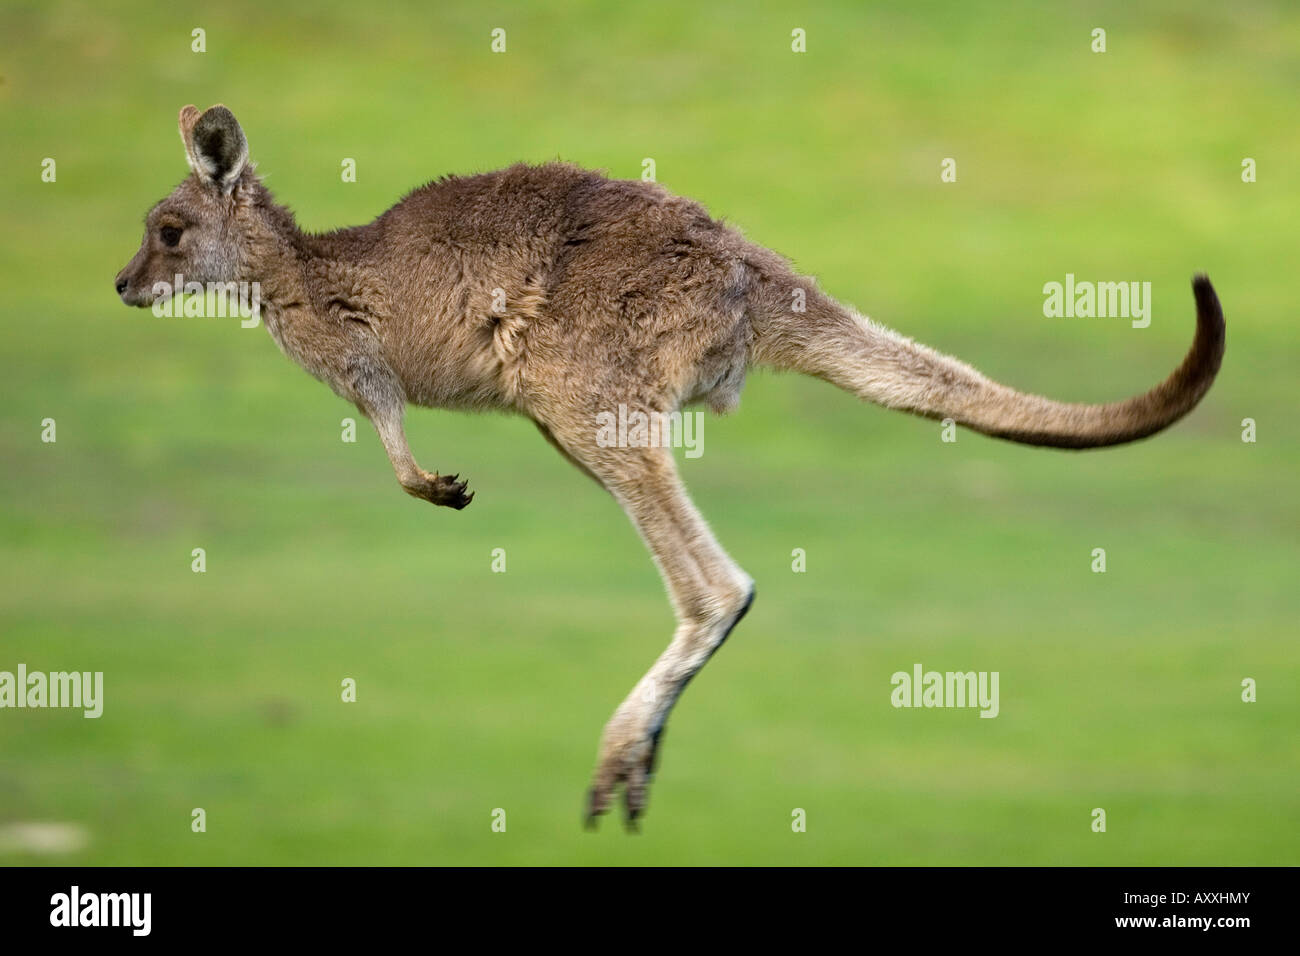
[115,105,275,307]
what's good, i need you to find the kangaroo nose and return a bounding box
[115,276,128,295]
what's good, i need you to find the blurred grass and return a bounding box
[0,0,1296,864]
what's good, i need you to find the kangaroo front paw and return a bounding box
[401,470,474,509]
[430,473,474,509]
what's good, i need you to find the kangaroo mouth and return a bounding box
[119,285,168,308]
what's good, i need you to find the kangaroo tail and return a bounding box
[751,274,1224,449]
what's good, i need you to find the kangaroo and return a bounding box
[116,105,1225,829]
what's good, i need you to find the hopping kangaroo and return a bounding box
[117,106,1225,828]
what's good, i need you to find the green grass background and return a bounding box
[1,0,1296,865]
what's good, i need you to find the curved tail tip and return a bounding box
[1186,273,1226,392]
[1192,274,1225,332]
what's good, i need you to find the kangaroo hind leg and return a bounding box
[539,415,754,829]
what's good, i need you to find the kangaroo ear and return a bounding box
[179,104,248,193]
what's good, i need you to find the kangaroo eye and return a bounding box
[160,226,182,247]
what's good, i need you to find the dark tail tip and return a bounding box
[1190,273,1226,379]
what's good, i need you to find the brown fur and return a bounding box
[116,106,1225,828]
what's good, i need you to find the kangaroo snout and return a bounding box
[114,264,152,307]
[114,275,144,306]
